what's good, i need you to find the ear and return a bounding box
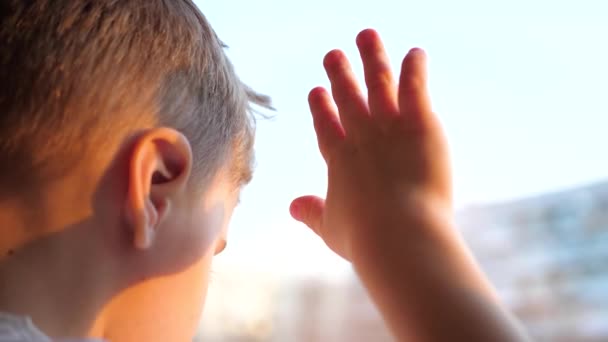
[123,128,193,250]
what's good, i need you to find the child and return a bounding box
[0,0,529,341]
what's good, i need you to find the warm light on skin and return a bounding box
[0,125,242,341]
[90,164,243,341]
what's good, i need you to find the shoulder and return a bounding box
[0,312,51,341]
[0,312,103,342]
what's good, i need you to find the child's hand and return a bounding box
[290,29,529,342]
[290,29,452,261]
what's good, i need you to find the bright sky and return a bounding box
[196,0,608,277]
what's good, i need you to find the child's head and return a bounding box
[0,0,269,340]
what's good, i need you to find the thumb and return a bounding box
[290,195,325,236]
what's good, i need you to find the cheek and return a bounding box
[102,249,216,342]
[167,247,216,336]
[151,250,216,340]
[154,200,228,275]
[181,201,228,261]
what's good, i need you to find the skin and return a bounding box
[290,29,531,341]
[0,28,529,342]
[0,128,237,341]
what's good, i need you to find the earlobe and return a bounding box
[132,198,158,249]
[123,128,192,250]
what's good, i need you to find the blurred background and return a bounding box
[193,0,608,341]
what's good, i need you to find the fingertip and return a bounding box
[408,47,426,58]
[356,28,380,47]
[308,86,333,117]
[323,49,345,68]
[308,86,327,103]
[401,47,428,81]
[404,47,428,68]
[289,199,303,221]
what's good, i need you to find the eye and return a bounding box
[214,239,227,256]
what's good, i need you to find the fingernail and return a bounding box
[409,48,426,58]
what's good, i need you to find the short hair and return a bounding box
[0,0,271,198]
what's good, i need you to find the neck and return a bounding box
[0,214,123,339]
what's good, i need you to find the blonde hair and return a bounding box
[0,0,271,196]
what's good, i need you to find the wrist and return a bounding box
[350,194,455,258]
[349,198,496,297]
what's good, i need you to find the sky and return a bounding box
[195,0,608,277]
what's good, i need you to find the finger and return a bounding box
[290,195,325,237]
[308,87,345,160]
[356,29,399,117]
[399,48,432,119]
[324,49,370,135]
